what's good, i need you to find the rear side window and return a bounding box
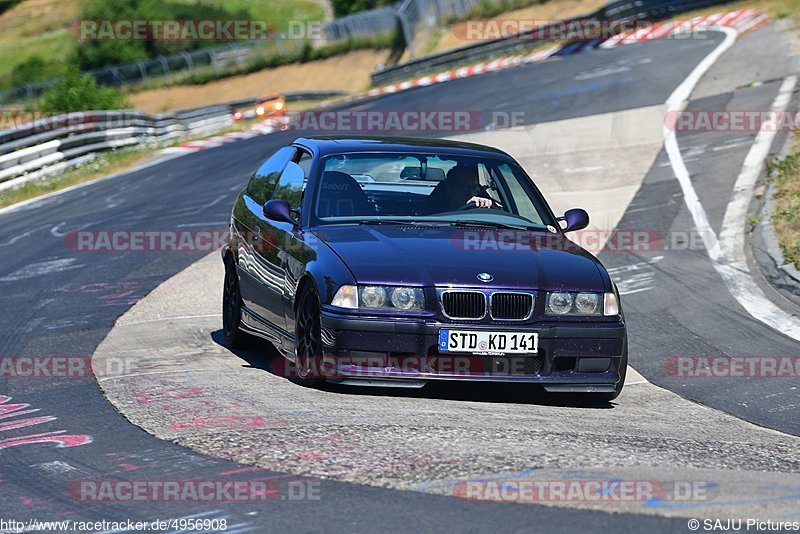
[296,150,313,180]
[246,146,296,204]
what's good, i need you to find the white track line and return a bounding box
[664,26,800,341]
[712,75,800,338]
[664,27,738,259]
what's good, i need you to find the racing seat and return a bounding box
[316,171,374,218]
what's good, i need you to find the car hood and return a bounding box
[313,225,608,292]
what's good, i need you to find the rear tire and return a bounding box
[294,286,324,388]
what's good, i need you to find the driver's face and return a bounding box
[450,167,479,191]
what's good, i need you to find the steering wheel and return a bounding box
[457,201,481,211]
[457,198,504,211]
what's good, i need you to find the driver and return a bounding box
[424,163,495,213]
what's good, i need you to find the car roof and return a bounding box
[293,136,515,161]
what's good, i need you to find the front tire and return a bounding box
[294,286,324,388]
[222,258,246,349]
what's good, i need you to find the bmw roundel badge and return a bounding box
[477,272,493,282]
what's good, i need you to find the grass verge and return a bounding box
[769,148,800,269]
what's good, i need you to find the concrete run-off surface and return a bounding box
[94,253,800,520]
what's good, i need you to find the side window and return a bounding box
[497,164,544,225]
[273,162,305,208]
[246,146,296,204]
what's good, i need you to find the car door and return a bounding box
[236,146,296,336]
[282,149,318,330]
[258,158,308,335]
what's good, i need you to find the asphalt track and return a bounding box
[0,27,797,531]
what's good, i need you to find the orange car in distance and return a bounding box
[256,94,286,119]
[233,94,287,121]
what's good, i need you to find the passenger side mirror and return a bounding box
[263,199,297,226]
[559,208,589,232]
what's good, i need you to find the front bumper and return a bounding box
[318,310,626,391]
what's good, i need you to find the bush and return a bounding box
[11,55,47,85]
[40,67,128,111]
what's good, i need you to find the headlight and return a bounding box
[547,292,574,315]
[390,287,422,310]
[546,291,617,316]
[360,286,386,308]
[330,285,425,311]
[574,292,600,314]
[256,106,265,115]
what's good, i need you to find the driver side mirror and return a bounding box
[263,199,297,226]
[559,208,589,232]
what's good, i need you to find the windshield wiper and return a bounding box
[453,220,540,231]
[335,219,542,231]
[355,219,442,226]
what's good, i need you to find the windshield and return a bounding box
[311,152,555,229]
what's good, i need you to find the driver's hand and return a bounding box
[467,196,493,208]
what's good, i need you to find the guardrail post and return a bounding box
[180,51,193,72]
[210,49,219,73]
[159,56,170,78]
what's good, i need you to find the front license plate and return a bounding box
[438,329,538,354]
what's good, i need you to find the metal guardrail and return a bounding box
[371,0,734,86]
[226,90,349,109]
[0,107,233,192]
[0,89,352,193]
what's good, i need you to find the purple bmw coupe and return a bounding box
[222,136,626,401]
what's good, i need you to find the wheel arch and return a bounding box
[293,274,319,314]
